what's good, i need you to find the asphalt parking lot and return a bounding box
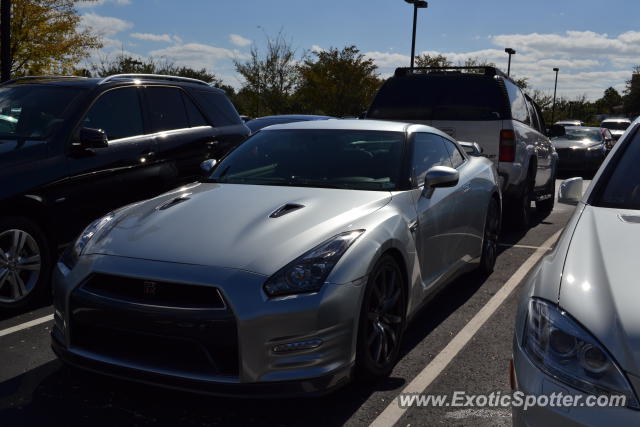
[0,179,582,427]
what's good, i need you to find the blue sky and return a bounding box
[78,0,640,99]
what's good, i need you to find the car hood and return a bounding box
[559,205,640,375]
[551,138,600,149]
[87,182,392,276]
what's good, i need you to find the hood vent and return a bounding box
[269,203,305,218]
[619,214,640,224]
[156,193,191,211]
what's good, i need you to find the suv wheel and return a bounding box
[479,198,500,275]
[356,254,406,381]
[510,172,535,230]
[0,217,52,309]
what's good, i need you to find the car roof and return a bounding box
[252,114,334,121]
[1,75,225,93]
[261,118,449,136]
[601,118,631,122]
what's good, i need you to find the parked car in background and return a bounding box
[245,114,335,133]
[551,126,612,175]
[554,119,584,127]
[366,66,557,228]
[0,74,249,309]
[601,117,631,141]
[52,120,501,396]
[512,117,640,426]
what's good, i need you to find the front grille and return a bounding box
[82,274,225,309]
[69,284,239,377]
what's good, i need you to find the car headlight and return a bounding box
[524,298,639,408]
[60,213,115,270]
[263,230,365,297]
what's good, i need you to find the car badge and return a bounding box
[143,281,158,296]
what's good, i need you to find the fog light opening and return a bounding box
[272,339,323,353]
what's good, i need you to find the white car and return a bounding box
[601,117,631,141]
[512,117,640,424]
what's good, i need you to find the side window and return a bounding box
[146,86,190,132]
[191,90,242,126]
[504,80,530,125]
[442,137,465,168]
[182,93,209,127]
[411,133,452,186]
[82,87,143,140]
[532,101,547,133]
[526,99,541,132]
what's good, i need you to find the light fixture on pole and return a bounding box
[404,0,428,70]
[551,67,560,124]
[504,48,516,76]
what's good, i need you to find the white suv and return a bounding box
[366,66,558,228]
[600,117,631,141]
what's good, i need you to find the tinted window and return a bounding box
[182,93,209,127]
[191,90,242,126]
[601,121,630,131]
[526,99,541,132]
[594,126,640,209]
[209,130,404,191]
[146,87,189,132]
[0,85,84,138]
[83,87,143,140]
[504,80,529,125]
[368,75,508,121]
[411,133,452,185]
[442,137,465,168]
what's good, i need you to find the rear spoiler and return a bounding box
[458,141,484,157]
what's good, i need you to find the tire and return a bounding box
[536,172,556,214]
[510,172,535,230]
[479,197,500,276]
[0,217,52,310]
[356,254,407,381]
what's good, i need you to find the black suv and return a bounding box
[0,74,249,309]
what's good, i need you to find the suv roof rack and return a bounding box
[99,73,211,87]
[0,75,88,86]
[394,66,510,80]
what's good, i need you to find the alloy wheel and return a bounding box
[364,263,404,368]
[0,229,41,303]
[482,200,500,272]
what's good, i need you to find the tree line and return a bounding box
[3,0,640,123]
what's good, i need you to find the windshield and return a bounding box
[594,127,640,209]
[552,128,602,142]
[601,121,630,131]
[368,75,507,121]
[208,129,405,191]
[0,85,84,138]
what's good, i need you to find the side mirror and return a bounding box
[423,166,459,198]
[78,127,108,149]
[558,177,583,205]
[200,158,217,175]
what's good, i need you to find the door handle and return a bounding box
[140,151,156,162]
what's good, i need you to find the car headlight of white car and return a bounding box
[263,230,365,297]
[524,298,639,409]
[60,213,115,270]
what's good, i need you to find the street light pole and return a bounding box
[1,0,10,82]
[551,67,559,124]
[504,48,515,76]
[404,0,428,70]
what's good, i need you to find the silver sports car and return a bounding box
[512,118,640,424]
[52,120,500,396]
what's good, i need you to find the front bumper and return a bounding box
[556,147,606,172]
[52,254,363,396]
[512,337,638,426]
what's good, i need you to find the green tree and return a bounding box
[596,87,623,114]
[3,0,102,75]
[414,53,452,68]
[234,31,298,117]
[296,45,382,117]
[624,66,640,118]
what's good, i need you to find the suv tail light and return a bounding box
[499,130,516,162]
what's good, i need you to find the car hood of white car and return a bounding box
[86,182,392,276]
[559,204,640,375]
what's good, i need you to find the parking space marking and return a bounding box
[370,229,563,427]
[0,314,54,338]
[498,243,552,250]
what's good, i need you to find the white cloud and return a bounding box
[130,32,174,43]
[149,43,248,70]
[229,34,251,47]
[80,12,133,37]
[77,0,131,8]
[310,45,325,53]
